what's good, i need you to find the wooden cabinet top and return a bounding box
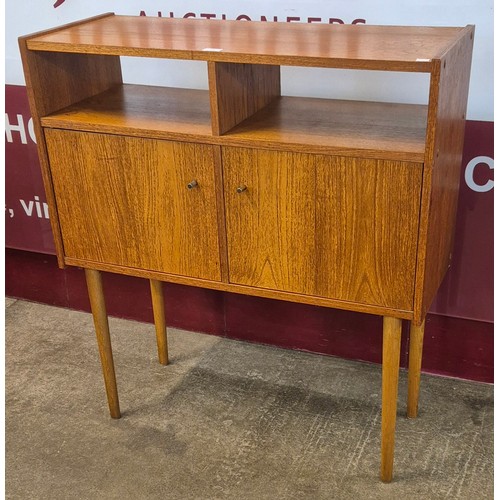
[25,13,472,72]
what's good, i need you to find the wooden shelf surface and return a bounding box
[41,85,427,161]
[41,84,213,140]
[27,14,469,72]
[225,97,427,161]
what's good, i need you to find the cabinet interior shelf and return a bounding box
[41,84,213,141]
[41,83,428,161]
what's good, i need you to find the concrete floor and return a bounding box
[6,299,493,499]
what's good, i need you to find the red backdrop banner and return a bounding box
[5,84,493,322]
[5,85,55,254]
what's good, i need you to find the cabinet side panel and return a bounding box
[208,62,280,135]
[18,39,122,266]
[415,27,474,323]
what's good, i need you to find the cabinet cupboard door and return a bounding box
[45,129,221,281]
[223,147,422,311]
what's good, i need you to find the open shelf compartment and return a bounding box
[222,96,427,162]
[41,84,213,142]
[41,81,427,162]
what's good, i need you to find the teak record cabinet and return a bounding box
[20,14,474,482]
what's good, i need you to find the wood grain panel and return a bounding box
[223,148,316,295]
[223,148,422,310]
[45,130,221,281]
[208,62,280,135]
[18,30,122,266]
[414,26,474,323]
[315,156,423,310]
[27,16,468,72]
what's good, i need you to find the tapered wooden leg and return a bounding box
[85,269,121,419]
[380,316,402,482]
[150,279,169,365]
[407,319,425,418]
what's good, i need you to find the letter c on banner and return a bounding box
[464,156,494,192]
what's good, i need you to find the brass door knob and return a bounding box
[187,180,198,189]
[236,185,247,193]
